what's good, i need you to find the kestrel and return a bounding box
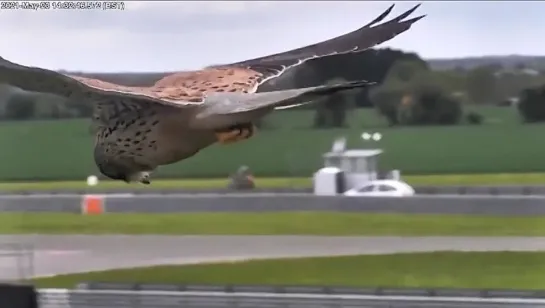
[0,4,424,184]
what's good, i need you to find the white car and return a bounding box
[343,180,415,197]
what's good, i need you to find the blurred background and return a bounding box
[1,2,545,307]
[0,1,543,187]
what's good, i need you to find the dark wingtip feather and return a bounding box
[406,3,422,14]
[387,3,422,24]
[404,15,426,25]
[224,3,425,82]
[363,4,396,28]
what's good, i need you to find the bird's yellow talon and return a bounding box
[216,124,256,144]
[215,130,240,144]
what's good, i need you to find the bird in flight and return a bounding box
[0,4,424,184]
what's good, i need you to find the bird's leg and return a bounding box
[215,123,256,144]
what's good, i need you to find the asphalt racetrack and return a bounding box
[3,193,545,215]
[2,235,545,279]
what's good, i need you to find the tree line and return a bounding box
[1,48,545,126]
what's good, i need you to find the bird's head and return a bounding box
[96,161,152,185]
[94,148,152,185]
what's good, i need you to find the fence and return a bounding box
[37,288,545,308]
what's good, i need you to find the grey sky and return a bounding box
[0,1,542,72]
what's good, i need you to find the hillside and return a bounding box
[427,55,545,71]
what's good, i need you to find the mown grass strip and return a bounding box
[1,173,544,192]
[4,213,545,236]
[33,251,545,289]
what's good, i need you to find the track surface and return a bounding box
[1,235,545,279]
[4,194,545,215]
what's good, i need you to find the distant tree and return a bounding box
[398,84,463,126]
[466,111,484,125]
[380,59,430,88]
[31,93,75,119]
[515,62,527,70]
[369,59,430,126]
[386,60,429,83]
[4,93,36,120]
[312,107,328,128]
[481,62,503,72]
[517,85,545,123]
[494,72,545,101]
[294,47,428,108]
[370,62,463,127]
[465,66,497,104]
[65,97,93,118]
[453,65,466,73]
[312,77,357,128]
[429,70,467,94]
[369,86,404,126]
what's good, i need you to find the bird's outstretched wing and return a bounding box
[215,3,425,91]
[0,56,207,105]
[0,56,208,128]
[152,3,425,127]
[189,79,376,129]
[0,3,424,131]
[179,3,425,127]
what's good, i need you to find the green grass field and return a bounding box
[2,172,545,192]
[0,106,541,182]
[33,251,545,289]
[4,213,545,236]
